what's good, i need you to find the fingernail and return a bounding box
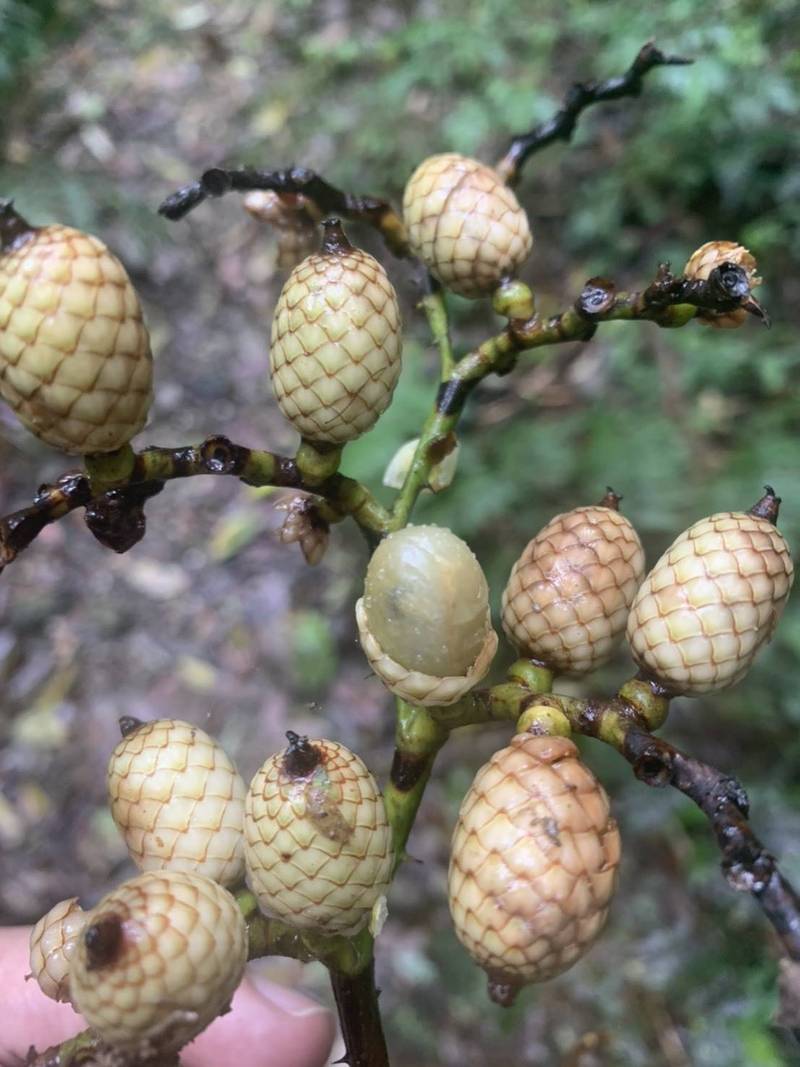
[248,970,330,1019]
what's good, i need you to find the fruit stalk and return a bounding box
[383,701,449,873]
[328,958,390,1067]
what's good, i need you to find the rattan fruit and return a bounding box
[29,897,87,1003]
[448,733,620,1005]
[244,733,392,936]
[502,492,645,675]
[269,218,402,444]
[70,870,247,1053]
[107,717,246,887]
[684,240,761,329]
[0,202,153,454]
[356,524,498,706]
[402,153,533,298]
[626,488,793,695]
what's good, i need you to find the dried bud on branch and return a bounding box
[277,494,330,565]
[684,241,762,328]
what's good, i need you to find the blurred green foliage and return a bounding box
[0,0,72,102]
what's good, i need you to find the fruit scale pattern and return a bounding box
[627,505,794,695]
[0,222,152,454]
[244,734,393,936]
[269,224,402,445]
[448,734,620,999]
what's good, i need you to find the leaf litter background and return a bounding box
[1,2,800,1064]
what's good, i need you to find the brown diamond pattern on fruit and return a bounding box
[502,505,645,675]
[627,511,793,695]
[269,247,402,444]
[0,225,153,453]
[244,738,392,936]
[70,870,247,1053]
[402,153,533,298]
[107,718,246,887]
[29,896,87,1003]
[448,734,620,990]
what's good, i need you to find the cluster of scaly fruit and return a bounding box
[355,488,792,1002]
[28,488,794,1037]
[0,149,759,457]
[6,148,791,1043]
[29,719,392,1055]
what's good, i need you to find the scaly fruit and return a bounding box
[70,870,247,1053]
[502,491,645,675]
[269,218,402,444]
[402,153,532,298]
[107,717,246,887]
[449,733,620,1005]
[683,240,761,329]
[29,897,87,1003]
[627,487,793,695]
[356,524,498,706]
[244,733,392,936]
[0,202,153,454]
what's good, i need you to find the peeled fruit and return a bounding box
[107,717,246,887]
[356,524,498,706]
[502,495,645,675]
[244,733,392,937]
[402,153,532,298]
[269,218,402,444]
[627,489,793,695]
[448,734,620,1004]
[29,897,87,1003]
[70,870,247,1053]
[0,205,153,454]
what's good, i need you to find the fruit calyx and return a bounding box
[0,200,37,254]
[320,217,353,256]
[282,731,323,778]
[748,485,781,525]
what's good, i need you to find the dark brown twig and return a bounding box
[158,167,409,257]
[496,42,692,184]
[0,435,390,573]
[622,727,800,960]
[328,960,390,1067]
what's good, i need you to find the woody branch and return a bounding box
[0,261,761,572]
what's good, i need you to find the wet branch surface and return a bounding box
[621,727,800,960]
[0,257,762,572]
[158,166,409,257]
[495,41,693,183]
[329,960,390,1067]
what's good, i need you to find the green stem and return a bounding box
[84,443,136,492]
[420,282,456,380]
[384,700,448,873]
